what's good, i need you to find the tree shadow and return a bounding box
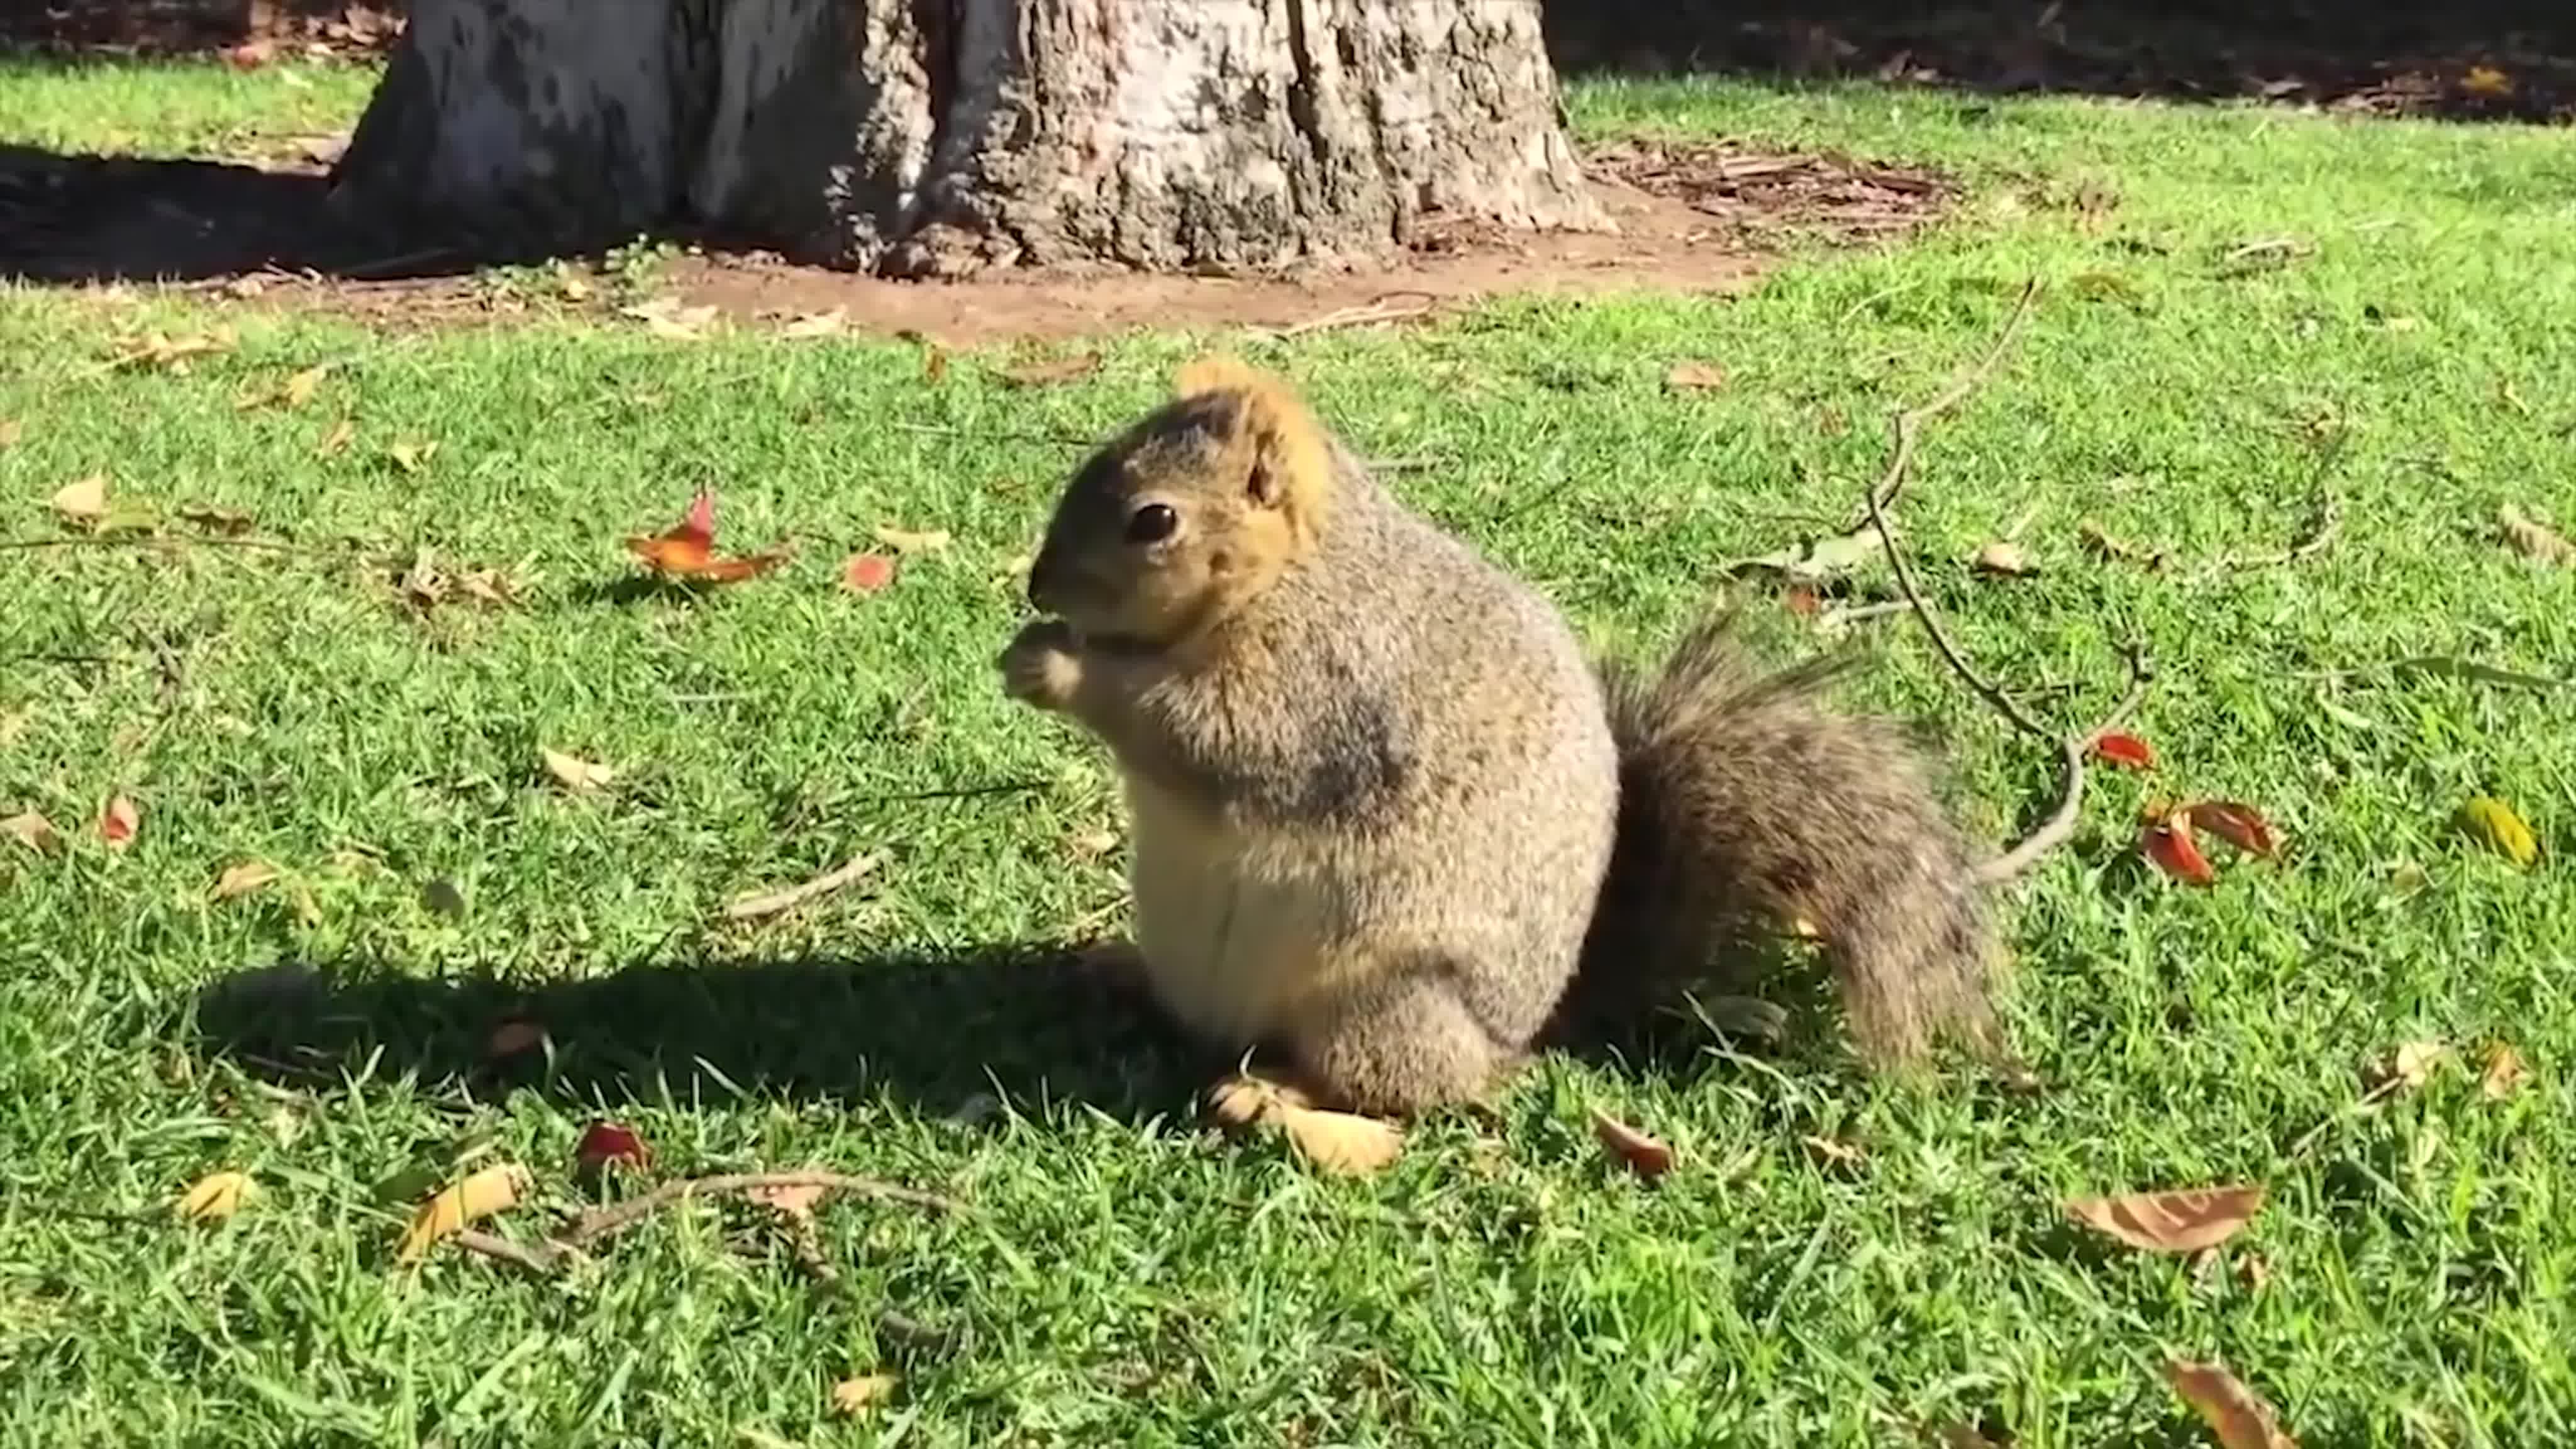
[189,943,1218,1124]
[1544,0,2573,124]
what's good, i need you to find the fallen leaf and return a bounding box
[2480,1043,2528,1101]
[386,439,438,474]
[1801,1134,1865,1167]
[871,525,951,555]
[2065,1183,2265,1253]
[2141,814,2215,885]
[2163,1359,2300,1449]
[236,364,329,411]
[2455,797,2537,869]
[780,307,847,338]
[317,417,355,457]
[1589,1107,1675,1179]
[175,1170,257,1223]
[831,1374,899,1416]
[554,265,592,302]
[2190,801,2280,859]
[50,474,108,525]
[93,328,234,375]
[923,346,950,382]
[486,1018,546,1057]
[1723,526,1882,584]
[574,1120,650,1174]
[540,747,617,793]
[210,860,279,901]
[2459,65,2514,98]
[2499,504,2573,565]
[999,351,1102,388]
[1972,540,2035,576]
[2387,1039,2446,1091]
[841,552,897,594]
[395,1162,531,1264]
[2089,731,2156,770]
[98,794,139,851]
[1206,1075,1404,1175]
[623,491,792,584]
[621,298,719,340]
[3,810,62,854]
[750,1180,826,1218]
[0,418,21,448]
[177,505,254,535]
[1664,360,1728,391]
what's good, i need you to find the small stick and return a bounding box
[453,1228,567,1277]
[557,1170,962,1251]
[1972,658,2151,884]
[723,852,885,921]
[1852,277,2043,524]
[1254,291,1438,338]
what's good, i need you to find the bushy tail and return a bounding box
[1575,610,2006,1069]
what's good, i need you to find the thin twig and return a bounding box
[453,1228,567,1277]
[1853,277,2043,524]
[1864,470,2054,746]
[558,1171,962,1250]
[845,779,1046,806]
[723,852,885,921]
[1253,291,1438,338]
[1973,657,2152,884]
[0,533,318,555]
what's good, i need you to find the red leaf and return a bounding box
[2190,800,2279,859]
[680,489,716,545]
[574,1119,650,1174]
[1589,1107,1675,1178]
[2089,730,2155,770]
[98,794,139,850]
[623,491,787,583]
[2142,812,2215,885]
[841,552,897,594]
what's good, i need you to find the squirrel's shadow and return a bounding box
[189,943,1209,1123]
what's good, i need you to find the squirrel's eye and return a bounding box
[1126,503,1179,544]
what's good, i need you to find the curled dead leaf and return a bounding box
[2163,1359,2300,1449]
[2498,503,2572,565]
[2190,801,2279,859]
[317,417,355,457]
[2386,1039,2446,1091]
[2064,1183,2265,1254]
[210,860,280,901]
[2456,797,2537,869]
[2480,1043,2528,1100]
[1971,540,2035,577]
[832,1374,899,1416]
[1206,1075,1404,1175]
[385,439,438,474]
[2141,814,2214,885]
[871,524,951,555]
[1589,1107,1675,1179]
[175,1170,257,1223]
[574,1119,650,1174]
[0,418,21,448]
[540,747,617,793]
[3,811,63,855]
[50,474,108,525]
[1664,360,1728,391]
[98,794,139,850]
[2089,730,2155,770]
[395,1162,531,1265]
[1801,1134,1865,1168]
[624,490,791,584]
[751,1180,827,1218]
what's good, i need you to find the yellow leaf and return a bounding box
[211,860,280,901]
[50,474,108,525]
[2456,797,2537,868]
[175,1170,258,1223]
[2480,1043,2528,1101]
[2388,1039,2446,1091]
[1205,1075,1404,1175]
[386,440,438,474]
[2063,1184,2265,1253]
[2460,65,2514,98]
[831,1374,898,1415]
[2,811,63,855]
[540,747,618,793]
[2499,504,2573,565]
[395,1162,530,1264]
[2163,1359,2301,1449]
[280,365,329,409]
[0,417,21,448]
[871,524,952,555]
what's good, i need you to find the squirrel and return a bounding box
[999,357,2006,1118]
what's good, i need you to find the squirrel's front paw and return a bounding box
[999,618,1082,710]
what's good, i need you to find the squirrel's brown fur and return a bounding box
[1002,358,2005,1116]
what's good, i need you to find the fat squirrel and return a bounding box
[1000,358,2005,1116]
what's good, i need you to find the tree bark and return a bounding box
[330,0,1606,274]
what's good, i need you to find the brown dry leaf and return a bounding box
[780,307,847,338]
[211,860,280,901]
[2499,504,2573,565]
[831,1374,899,1416]
[3,811,63,855]
[2460,65,2514,98]
[174,1170,257,1223]
[98,794,139,851]
[1972,540,2035,577]
[236,364,330,411]
[1801,1134,1865,1167]
[751,1181,828,1219]
[2480,1043,2528,1101]
[622,298,718,341]
[395,1162,531,1264]
[2163,1360,2300,1449]
[1206,1075,1404,1175]
[0,418,21,449]
[386,440,438,474]
[2064,1184,2265,1253]
[1664,360,1729,392]
[1589,1107,1675,1179]
[94,328,235,376]
[539,747,617,793]
[999,350,1102,388]
[317,417,356,457]
[50,474,108,526]
[871,524,951,555]
[2388,1039,2446,1091]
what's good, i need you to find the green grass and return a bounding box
[0,54,375,158]
[3,65,2574,1448]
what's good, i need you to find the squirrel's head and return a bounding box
[1027,357,1333,653]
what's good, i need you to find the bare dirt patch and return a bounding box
[0,142,1954,346]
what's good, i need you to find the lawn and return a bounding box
[3,53,2573,1448]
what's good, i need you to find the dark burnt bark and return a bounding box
[330,0,1606,273]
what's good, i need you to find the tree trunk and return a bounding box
[329,0,1606,274]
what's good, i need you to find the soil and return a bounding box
[0,138,1953,346]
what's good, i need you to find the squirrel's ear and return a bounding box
[1174,354,1331,521]
[1172,353,1269,400]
